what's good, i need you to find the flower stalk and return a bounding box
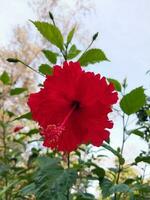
[114,86,129,200]
[7,58,45,77]
[67,153,70,200]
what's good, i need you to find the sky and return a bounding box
[0,0,34,44]
[0,0,150,176]
[89,0,150,91]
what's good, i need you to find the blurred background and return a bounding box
[0,0,150,199]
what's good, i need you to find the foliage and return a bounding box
[78,48,108,66]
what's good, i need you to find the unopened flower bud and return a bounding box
[92,32,99,41]
[7,58,19,63]
[49,11,54,20]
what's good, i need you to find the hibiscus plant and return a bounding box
[0,12,150,200]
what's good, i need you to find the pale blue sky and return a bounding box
[0,0,150,176]
[0,0,33,44]
[88,0,150,91]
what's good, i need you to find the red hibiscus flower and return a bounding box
[28,62,118,152]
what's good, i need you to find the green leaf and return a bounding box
[146,110,150,116]
[78,48,109,66]
[21,183,36,196]
[100,178,113,198]
[67,27,75,45]
[42,50,57,64]
[133,183,150,195]
[37,156,60,168]
[10,88,27,95]
[39,64,53,75]
[107,78,121,92]
[101,181,133,199]
[32,21,64,50]
[0,71,10,85]
[120,87,146,115]
[67,44,81,60]
[0,164,9,177]
[0,181,18,197]
[27,129,39,136]
[109,183,132,194]
[32,157,77,200]
[76,193,96,200]
[129,129,144,138]
[135,156,150,164]
[92,165,105,181]
[124,178,135,185]
[102,143,125,165]
[5,110,15,117]
[14,112,32,121]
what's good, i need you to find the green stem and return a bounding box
[114,114,129,200]
[67,153,70,169]
[82,32,98,54]
[114,85,129,199]
[65,45,68,61]
[84,40,93,53]
[19,60,45,77]
[60,43,68,61]
[120,114,126,155]
[51,18,56,26]
[67,153,70,200]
